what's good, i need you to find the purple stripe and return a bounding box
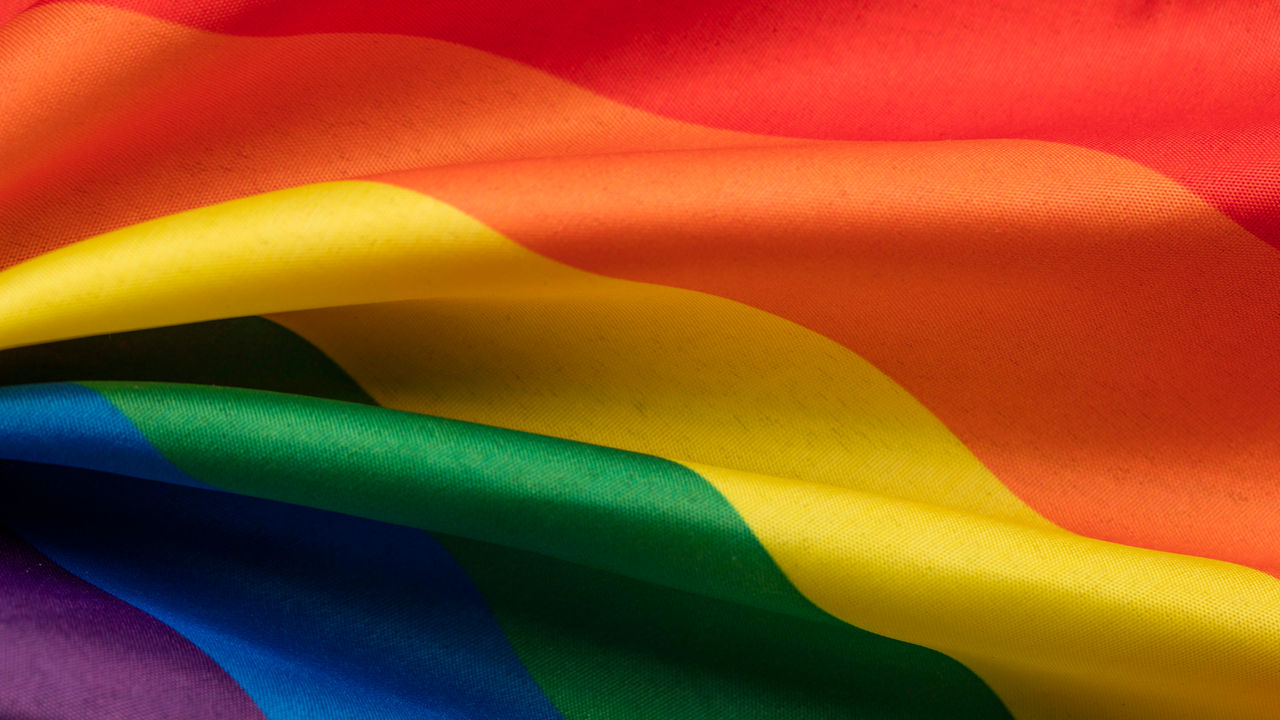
[0,524,266,720]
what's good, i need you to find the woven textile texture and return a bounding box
[3,2,1280,718]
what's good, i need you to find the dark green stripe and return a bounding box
[443,534,1011,719]
[0,318,373,404]
[90,379,1010,718]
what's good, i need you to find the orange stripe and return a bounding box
[6,162,1280,718]
[11,0,1280,581]
[0,2,777,269]
[377,139,1280,577]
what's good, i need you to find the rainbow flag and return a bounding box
[3,2,1280,717]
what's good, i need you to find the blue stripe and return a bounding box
[0,459,566,720]
[0,382,210,489]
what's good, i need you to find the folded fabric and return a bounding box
[3,2,1280,718]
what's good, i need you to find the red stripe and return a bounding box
[39,0,1280,247]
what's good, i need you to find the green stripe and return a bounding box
[0,318,373,405]
[0,321,1008,717]
[87,380,818,616]
[444,534,1011,719]
[88,378,1010,718]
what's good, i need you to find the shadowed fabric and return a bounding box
[0,525,266,720]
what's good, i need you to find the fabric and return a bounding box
[3,2,1280,718]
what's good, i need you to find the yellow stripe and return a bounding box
[5,179,1279,716]
[272,298,1047,528]
[0,181,596,350]
[688,461,1280,719]
[0,179,1041,525]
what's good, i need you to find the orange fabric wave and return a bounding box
[7,2,1280,580]
[378,140,1280,577]
[0,2,778,269]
